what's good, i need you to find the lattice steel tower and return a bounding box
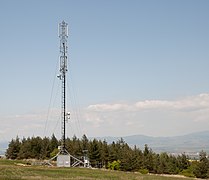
[53,21,84,167]
[58,21,69,154]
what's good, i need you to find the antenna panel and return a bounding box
[59,21,68,38]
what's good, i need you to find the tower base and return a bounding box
[47,149,85,167]
[57,154,71,167]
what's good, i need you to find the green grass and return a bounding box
[0,159,195,180]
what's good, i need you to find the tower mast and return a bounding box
[54,21,85,167]
[58,21,68,154]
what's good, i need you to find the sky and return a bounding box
[0,0,209,142]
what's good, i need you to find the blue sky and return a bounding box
[0,0,209,142]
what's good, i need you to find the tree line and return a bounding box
[6,134,209,178]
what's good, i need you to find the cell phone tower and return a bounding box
[58,20,69,155]
[54,21,85,167]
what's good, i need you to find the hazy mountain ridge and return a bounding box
[1,131,209,155]
[95,131,209,153]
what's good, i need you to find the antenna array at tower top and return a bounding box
[59,21,68,38]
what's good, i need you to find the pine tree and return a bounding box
[50,134,59,152]
[120,143,134,171]
[17,137,31,159]
[143,144,154,172]
[40,137,50,159]
[177,153,189,171]
[30,136,42,159]
[89,139,101,167]
[6,136,21,159]
[194,151,209,178]
[108,141,118,162]
[81,134,89,151]
[100,140,109,168]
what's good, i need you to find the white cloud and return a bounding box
[0,108,61,141]
[87,103,129,112]
[83,93,209,137]
[86,93,209,112]
[135,100,172,110]
[1,93,209,140]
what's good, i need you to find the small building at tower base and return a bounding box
[57,154,71,167]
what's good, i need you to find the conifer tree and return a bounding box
[49,134,59,152]
[194,151,209,178]
[40,137,50,159]
[89,139,101,167]
[6,136,21,159]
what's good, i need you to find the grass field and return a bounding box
[0,159,195,180]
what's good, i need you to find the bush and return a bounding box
[107,160,121,170]
[50,148,59,158]
[139,168,149,174]
[180,169,195,178]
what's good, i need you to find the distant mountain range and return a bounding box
[94,131,209,154]
[1,131,209,155]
